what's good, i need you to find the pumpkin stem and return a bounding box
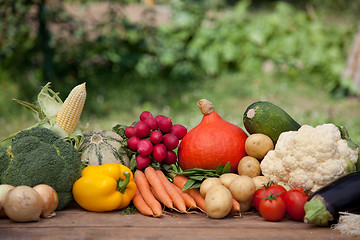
[197,99,215,116]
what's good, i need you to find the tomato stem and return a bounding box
[262,191,283,201]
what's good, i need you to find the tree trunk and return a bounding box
[343,23,360,95]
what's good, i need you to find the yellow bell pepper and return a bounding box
[72,163,137,212]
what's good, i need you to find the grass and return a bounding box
[1,71,360,146]
[89,71,360,145]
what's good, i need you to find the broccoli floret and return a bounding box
[0,146,11,174]
[0,127,82,210]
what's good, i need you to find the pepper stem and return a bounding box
[117,172,131,194]
[197,99,215,116]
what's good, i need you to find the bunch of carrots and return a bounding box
[132,167,240,217]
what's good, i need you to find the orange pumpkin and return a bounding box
[178,99,248,172]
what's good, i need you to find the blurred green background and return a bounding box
[1,0,360,144]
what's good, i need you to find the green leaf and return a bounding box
[12,99,42,119]
[189,175,206,181]
[150,161,161,170]
[112,124,128,140]
[182,179,196,191]
[337,125,360,171]
[191,182,202,189]
[179,170,201,176]
[338,125,359,149]
[129,154,137,172]
[222,162,232,174]
[186,168,209,173]
[215,164,225,175]
[344,158,356,174]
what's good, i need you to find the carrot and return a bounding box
[155,169,187,213]
[173,175,206,212]
[133,189,154,217]
[134,170,163,217]
[150,186,161,201]
[144,167,174,209]
[172,174,190,190]
[173,185,197,210]
[188,188,206,212]
[231,198,241,213]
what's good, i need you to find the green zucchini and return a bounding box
[243,101,301,143]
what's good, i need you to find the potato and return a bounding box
[205,185,233,219]
[245,133,274,160]
[237,156,261,178]
[219,173,240,188]
[200,177,222,197]
[239,198,253,213]
[252,176,271,190]
[228,175,256,202]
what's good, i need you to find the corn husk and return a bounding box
[0,82,85,149]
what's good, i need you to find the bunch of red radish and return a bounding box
[125,111,187,169]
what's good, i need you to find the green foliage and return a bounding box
[173,162,232,190]
[0,0,358,119]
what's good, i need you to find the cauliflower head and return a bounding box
[0,127,82,210]
[260,123,359,191]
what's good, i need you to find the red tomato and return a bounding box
[283,188,310,221]
[253,182,287,211]
[259,193,286,222]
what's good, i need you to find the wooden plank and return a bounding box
[0,205,356,240]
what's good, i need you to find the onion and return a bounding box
[33,184,59,218]
[0,184,15,218]
[4,185,43,222]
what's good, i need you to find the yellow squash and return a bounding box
[72,163,136,212]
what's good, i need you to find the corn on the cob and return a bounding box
[56,83,86,135]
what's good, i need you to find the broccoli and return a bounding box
[0,127,82,210]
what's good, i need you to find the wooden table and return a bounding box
[0,204,356,240]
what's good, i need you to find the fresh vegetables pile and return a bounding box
[0,82,86,213]
[0,83,359,237]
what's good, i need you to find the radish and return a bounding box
[155,115,166,124]
[158,117,173,133]
[162,133,179,150]
[137,139,154,156]
[150,130,163,144]
[152,143,167,162]
[125,126,136,138]
[163,150,177,165]
[127,136,141,151]
[134,121,150,138]
[144,116,158,131]
[170,124,187,139]
[136,155,151,169]
[140,111,153,121]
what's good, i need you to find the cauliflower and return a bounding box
[260,123,359,191]
[0,127,83,210]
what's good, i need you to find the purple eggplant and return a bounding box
[304,171,360,226]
